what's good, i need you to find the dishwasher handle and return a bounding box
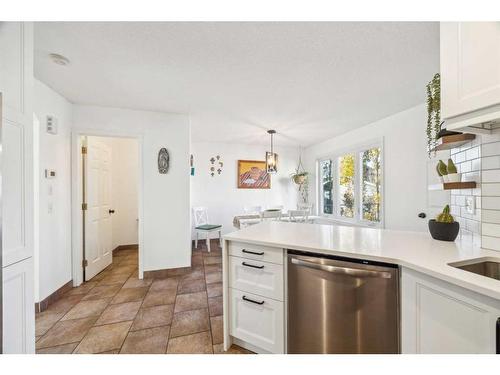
[290,257,392,279]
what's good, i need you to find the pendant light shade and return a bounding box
[266,130,278,174]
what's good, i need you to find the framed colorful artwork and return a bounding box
[237,160,271,189]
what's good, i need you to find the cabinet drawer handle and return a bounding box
[242,261,264,269]
[242,249,264,256]
[242,295,265,305]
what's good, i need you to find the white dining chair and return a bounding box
[297,203,314,214]
[244,205,262,215]
[260,209,282,222]
[288,209,309,223]
[267,205,284,211]
[192,207,222,252]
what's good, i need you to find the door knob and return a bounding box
[109,209,115,214]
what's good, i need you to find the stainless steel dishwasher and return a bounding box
[287,250,400,354]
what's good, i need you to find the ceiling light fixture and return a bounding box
[49,53,70,66]
[265,130,278,174]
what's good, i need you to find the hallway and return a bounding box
[35,245,252,354]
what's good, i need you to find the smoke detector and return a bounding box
[49,53,70,66]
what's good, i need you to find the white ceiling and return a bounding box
[34,22,439,147]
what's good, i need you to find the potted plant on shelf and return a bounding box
[447,158,461,183]
[428,205,460,241]
[437,160,448,182]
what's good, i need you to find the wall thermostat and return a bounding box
[45,169,56,179]
[46,115,58,135]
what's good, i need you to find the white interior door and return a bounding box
[84,138,113,280]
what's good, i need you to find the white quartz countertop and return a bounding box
[223,221,500,300]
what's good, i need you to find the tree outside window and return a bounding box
[339,154,355,218]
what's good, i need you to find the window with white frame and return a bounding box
[318,142,383,226]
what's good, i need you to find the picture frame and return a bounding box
[237,160,271,189]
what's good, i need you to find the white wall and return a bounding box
[191,142,300,236]
[88,136,139,249]
[110,137,139,248]
[72,105,191,273]
[304,104,440,233]
[33,79,73,302]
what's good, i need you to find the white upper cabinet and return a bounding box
[441,22,500,131]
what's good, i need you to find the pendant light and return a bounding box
[265,130,278,174]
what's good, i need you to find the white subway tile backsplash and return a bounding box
[481,141,500,157]
[467,219,481,233]
[482,169,500,183]
[471,158,481,171]
[483,196,500,210]
[466,146,480,160]
[482,209,500,224]
[481,183,500,196]
[482,235,500,251]
[460,160,472,173]
[455,195,466,206]
[482,222,500,237]
[454,151,466,163]
[481,155,500,170]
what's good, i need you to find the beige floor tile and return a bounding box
[45,294,84,314]
[74,321,132,354]
[178,278,206,295]
[205,272,222,284]
[82,284,122,301]
[191,256,204,267]
[131,304,174,331]
[36,342,79,354]
[111,287,149,304]
[65,281,99,296]
[174,291,208,313]
[203,257,222,265]
[36,317,97,349]
[206,282,222,298]
[204,264,222,274]
[167,331,213,354]
[61,299,110,321]
[120,326,170,354]
[181,267,204,281]
[35,310,65,336]
[210,316,223,345]
[142,289,177,308]
[119,258,138,266]
[122,277,153,289]
[98,273,130,286]
[95,301,142,326]
[150,277,179,292]
[170,308,210,338]
[208,296,223,317]
[109,265,137,276]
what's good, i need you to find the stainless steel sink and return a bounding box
[449,258,500,281]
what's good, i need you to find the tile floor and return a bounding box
[35,244,253,354]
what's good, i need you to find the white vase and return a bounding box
[447,173,462,183]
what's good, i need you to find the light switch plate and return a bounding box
[465,196,475,214]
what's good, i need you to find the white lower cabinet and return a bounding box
[229,288,284,353]
[2,257,35,353]
[402,268,500,354]
[229,256,283,300]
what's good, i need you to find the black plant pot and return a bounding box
[428,220,460,242]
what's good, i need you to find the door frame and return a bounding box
[71,129,144,286]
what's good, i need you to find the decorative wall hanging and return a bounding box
[237,160,270,189]
[209,155,224,177]
[158,148,170,174]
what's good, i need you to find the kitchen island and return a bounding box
[222,221,500,354]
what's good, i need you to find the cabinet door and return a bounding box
[441,22,500,119]
[0,22,34,266]
[2,257,35,353]
[401,268,499,354]
[229,288,284,353]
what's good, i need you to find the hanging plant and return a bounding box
[426,73,441,157]
[290,154,309,203]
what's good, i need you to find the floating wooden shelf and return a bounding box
[430,133,476,152]
[428,181,477,191]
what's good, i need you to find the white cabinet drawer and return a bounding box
[228,241,283,265]
[229,288,284,353]
[229,256,283,301]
